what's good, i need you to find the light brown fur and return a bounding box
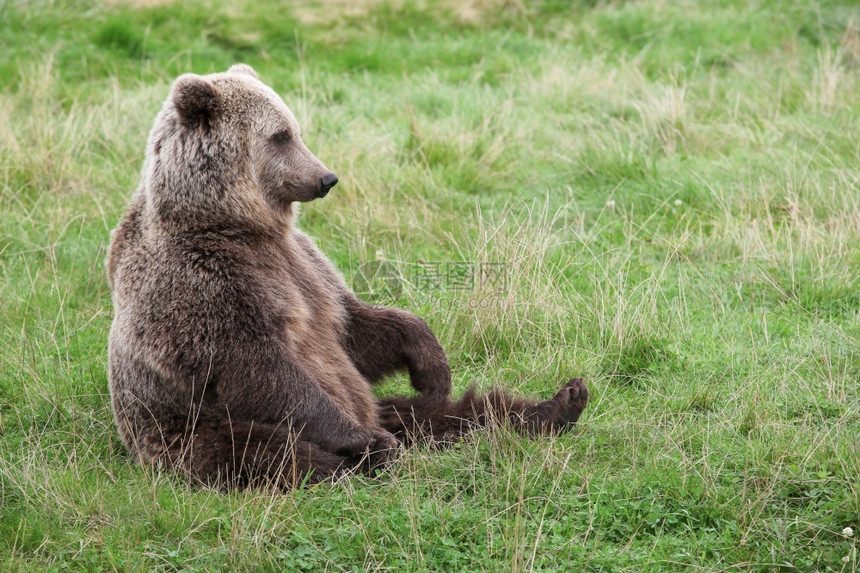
[107,65,588,490]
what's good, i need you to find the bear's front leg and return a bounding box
[342,299,452,396]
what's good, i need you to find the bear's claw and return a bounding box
[364,428,401,471]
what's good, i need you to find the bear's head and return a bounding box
[143,64,337,231]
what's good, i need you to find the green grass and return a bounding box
[1,0,859,570]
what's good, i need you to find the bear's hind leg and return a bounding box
[531,378,589,427]
[377,378,588,444]
[157,419,354,490]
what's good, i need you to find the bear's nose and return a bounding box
[319,173,339,196]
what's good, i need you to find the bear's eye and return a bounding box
[271,131,291,145]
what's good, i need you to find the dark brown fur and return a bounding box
[107,65,588,491]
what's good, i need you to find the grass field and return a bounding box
[1,0,859,570]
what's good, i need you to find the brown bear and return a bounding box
[107,64,588,490]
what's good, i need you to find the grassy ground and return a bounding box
[1,0,859,570]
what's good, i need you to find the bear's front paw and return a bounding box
[364,427,400,470]
[335,428,400,474]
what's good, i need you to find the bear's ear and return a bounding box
[228,63,259,79]
[171,74,218,125]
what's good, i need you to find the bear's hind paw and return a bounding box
[548,377,589,427]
